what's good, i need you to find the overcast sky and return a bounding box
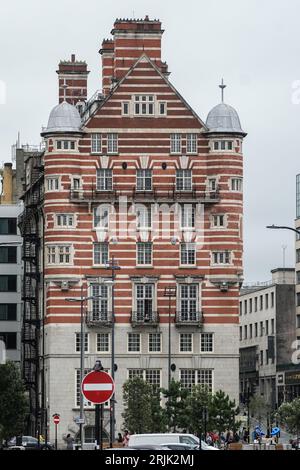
[0,0,299,282]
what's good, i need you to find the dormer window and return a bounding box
[56,140,76,151]
[134,95,154,115]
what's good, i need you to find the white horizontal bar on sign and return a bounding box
[83,384,113,391]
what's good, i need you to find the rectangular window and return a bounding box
[260,350,263,366]
[180,333,193,352]
[271,292,274,308]
[180,284,198,321]
[254,297,258,312]
[260,321,264,336]
[0,246,17,263]
[297,293,300,307]
[180,243,196,265]
[297,250,300,263]
[145,370,161,390]
[186,134,197,154]
[180,369,213,392]
[93,243,109,265]
[214,141,219,150]
[76,369,93,407]
[249,324,253,339]
[208,178,217,191]
[181,204,195,228]
[75,333,89,353]
[107,133,118,153]
[201,333,213,352]
[137,242,152,266]
[91,284,109,322]
[231,178,243,192]
[180,369,196,390]
[170,133,181,154]
[0,218,17,234]
[135,284,154,321]
[56,214,74,227]
[244,300,247,315]
[159,102,166,115]
[128,333,141,352]
[46,178,59,191]
[136,169,152,191]
[57,140,76,151]
[271,319,275,334]
[198,370,213,392]
[134,95,154,115]
[148,333,161,353]
[265,294,269,309]
[255,323,258,337]
[46,245,71,265]
[176,170,192,191]
[212,251,231,264]
[96,169,112,191]
[93,205,109,229]
[122,102,129,115]
[239,326,242,341]
[239,301,242,316]
[91,134,101,153]
[249,298,253,313]
[0,332,17,349]
[244,325,247,339]
[97,333,110,352]
[0,304,17,321]
[0,275,17,292]
[260,295,263,310]
[265,320,269,335]
[136,205,151,229]
[212,215,225,227]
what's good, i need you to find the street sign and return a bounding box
[75,417,85,425]
[53,414,60,425]
[81,370,115,404]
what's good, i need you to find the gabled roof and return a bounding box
[83,54,208,130]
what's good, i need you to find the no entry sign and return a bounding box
[53,414,60,425]
[81,370,115,404]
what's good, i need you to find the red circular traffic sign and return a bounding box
[81,371,115,404]
[53,414,60,425]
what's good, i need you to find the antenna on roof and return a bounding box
[219,78,226,103]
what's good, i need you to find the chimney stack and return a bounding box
[1,163,14,204]
[57,54,90,106]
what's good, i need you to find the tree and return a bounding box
[149,386,167,432]
[161,379,189,431]
[275,398,300,437]
[184,385,211,437]
[209,390,239,435]
[122,376,163,433]
[0,362,28,441]
[249,394,271,426]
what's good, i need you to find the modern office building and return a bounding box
[20,17,246,444]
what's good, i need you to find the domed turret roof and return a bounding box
[42,101,82,135]
[206,102,245,135]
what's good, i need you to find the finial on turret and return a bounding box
[219,78,226,103]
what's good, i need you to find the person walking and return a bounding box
[122,430,130,447]
[65,434,74,450]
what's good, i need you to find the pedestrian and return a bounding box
[117,433,123,443]
[122,430,130,447]
[65,433,74,450]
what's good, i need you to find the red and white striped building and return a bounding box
[39,17,246,444]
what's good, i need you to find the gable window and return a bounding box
[176,170,192,191]
[91,134,101,154]
[212,251,231,265]
[93,242,109,265]
[122,102,130,115]
[56,214,74,227]
[180,243,196,265]
[137,242,152,266]
[96,169,112,191]
[46,177,59,191]
[46,245,71,265]
[159,102,166,115]
[134,95,154,115]
[231,178,243,192]
[93,205,110,229]
[136,204,151,229]
[170,134,181,154]
[180,204,195,229]
[0,218,17,235]
[107,133,118,154]
[186,134,197,154]
[136,169,152,191]
[212,214,225,228]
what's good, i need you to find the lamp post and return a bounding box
[105,256,120,448]
[266,224,300,236]
[163,286,177,393]
[66,288,103,448]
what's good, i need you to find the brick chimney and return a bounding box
[99,17,168,95]
[1,163,14,204]
[57,54,90,105]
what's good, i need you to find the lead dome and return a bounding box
[42,101,82,135]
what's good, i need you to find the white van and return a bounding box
[128,433,199,447]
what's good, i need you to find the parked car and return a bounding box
[128,434,218,450]
[160,442,218,451]
[7,436,53,450]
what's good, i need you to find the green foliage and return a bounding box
[161,379,189,431]
[249,394,271,422]
[275,398,300,436]
[122,377,165,433]
[184,385,211,435]
[0,362,28,440]
[209,390,239,434]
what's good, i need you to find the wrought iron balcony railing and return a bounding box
[131,310,159,326]
[175,310,203,327]
[86,311,113,327]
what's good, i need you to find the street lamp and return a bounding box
[266,224,300,236]
[105,256,120,447]
[163,286,176,394]
[66,287,103,448]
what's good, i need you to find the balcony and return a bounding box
[86,311,113,327]
[131,310,159,327]
[175,310,203,327]
[70,187,116,203]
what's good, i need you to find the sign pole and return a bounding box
[100,404,104,450]
[55,423,57,450]
[95,404,100,450]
